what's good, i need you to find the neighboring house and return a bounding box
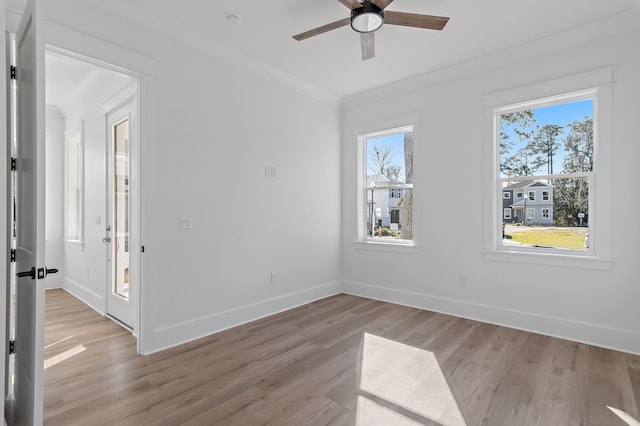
[366,174,405,230]
[502,180,553,225]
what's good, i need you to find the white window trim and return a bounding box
[353,113,421,253]
[503,192,510,199]
[483,68,614,270]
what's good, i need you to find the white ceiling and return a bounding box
[11,0,640,100]
[45,51,96,107]
[45,51,133,110]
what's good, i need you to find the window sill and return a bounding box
[483,248,613,270]
[352,240,421,254]
[63,239,85,251]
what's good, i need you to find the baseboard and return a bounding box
[147,281,343,355]
[44,276,63,290]
[62,277,106,316]
[343,280,640,356]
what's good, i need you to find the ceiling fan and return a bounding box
[292,0,449,61]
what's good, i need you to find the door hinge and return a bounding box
[9,340,15,355]
[11,157,16,171]
[141,245,145,253]
[10,65,16,80]
[10,249,16,263]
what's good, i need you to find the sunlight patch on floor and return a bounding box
[608,406,640,426]
[358,333,467,426]
[44,335,73,349]
[44,345,86,370]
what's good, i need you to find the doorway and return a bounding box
[44,49,139,329]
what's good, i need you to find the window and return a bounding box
[358,124,414,244]
[503,209,512,219]
[516,191,523,199]
[390,188,404,198]
[484,69,613,268]
[503,192,510,199]
[64,126,84,243]
[496,93,594,252]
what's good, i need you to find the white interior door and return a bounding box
[106,99,136,329]
[10,0,46,424]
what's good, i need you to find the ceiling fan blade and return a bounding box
[292,18,351,41]
[336,0,362,9]
[384,11,449,30]
[371,0,394,9]
[361,32,375,61]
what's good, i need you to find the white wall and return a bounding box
[342,26,640,354]
[143,35,342,351]
[45,105,64,289]
[23,2,343,353]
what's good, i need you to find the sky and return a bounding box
[501,98,593,177]
[367,133,406,182]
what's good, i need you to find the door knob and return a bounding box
[16,267,36,279]
[46,267,59,276]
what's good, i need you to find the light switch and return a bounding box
[180,217,193,230]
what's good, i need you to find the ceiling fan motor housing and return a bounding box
[351,1,384,33]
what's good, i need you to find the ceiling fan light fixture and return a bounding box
[351,2,384,33]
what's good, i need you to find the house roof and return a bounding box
[503,180,550,191]
[367,174,404,187]
[510,200,553,208]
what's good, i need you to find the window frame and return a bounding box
[353,113,420,253]
[483,68,614,269]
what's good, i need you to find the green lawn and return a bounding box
[508,227,588,250]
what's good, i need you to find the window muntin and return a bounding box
[360,125,414,243]
[498,95,593,252]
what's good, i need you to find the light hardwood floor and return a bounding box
[43,289,640,425]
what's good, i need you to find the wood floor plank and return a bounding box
[41,289,640,426]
